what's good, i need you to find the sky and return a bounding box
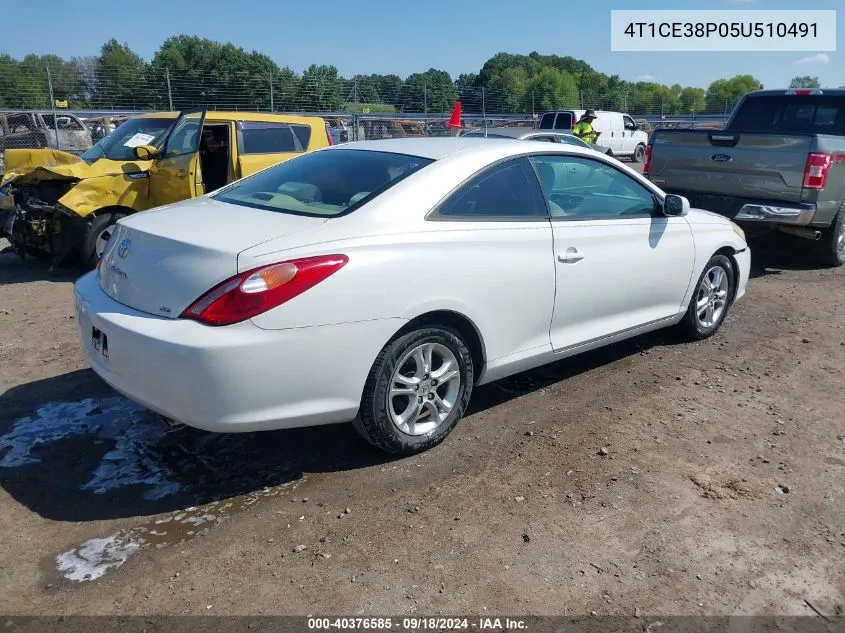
[1,0,841,89]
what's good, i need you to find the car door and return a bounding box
[236,121,308,178]
[622,115,639,154]
[530,153,695,352]
[604,114,624,154]
[430,156,556,367]
[147,108,206,209]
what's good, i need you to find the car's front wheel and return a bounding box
[678,254,735,340]
[353,326,474,455]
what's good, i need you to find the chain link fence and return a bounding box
[0,61,738,173]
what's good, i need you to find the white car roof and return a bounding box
[330,136,599,161]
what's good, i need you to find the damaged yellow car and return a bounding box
[0,108,332,268]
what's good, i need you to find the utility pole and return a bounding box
[531,91,535,126]
[482,86,487,137]
[165,67,174,111]
[351,76,360,141]
[45,61,60,150]
[269,71,274,112]
[423,83,427,130]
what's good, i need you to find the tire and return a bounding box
[677,254,735,341]
[353,326,474,455]
[80,212,126,269]
[632,143,646,163]
[813,203,845,268]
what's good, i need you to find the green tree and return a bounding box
[525,67,579,111]
[300,64,344,111]
[94,40,146,108]
[789,76,821,89]
[398,69,456,112]
[678,87,706,114]
[705,75,762,113]
[149,35,282,110]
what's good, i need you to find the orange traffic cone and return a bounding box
[446,101,462,129]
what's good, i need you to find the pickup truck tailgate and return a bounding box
[649,131,813,204]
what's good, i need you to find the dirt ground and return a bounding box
[0,233,844,618]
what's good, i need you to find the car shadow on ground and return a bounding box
[747,234,827,279]
[0,247,85,285]
[0,328,681,524]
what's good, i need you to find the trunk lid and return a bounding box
[97,197,327,318]
[648,130,814,204]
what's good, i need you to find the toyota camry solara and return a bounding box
[75,137,750,455]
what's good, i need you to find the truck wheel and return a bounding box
[632,144,646,163]
[814,205,845,267]
[80,212,126,269]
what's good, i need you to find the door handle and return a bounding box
[558,249,584,263]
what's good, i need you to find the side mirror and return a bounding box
[663,194,690,217]
[133,144,158,161]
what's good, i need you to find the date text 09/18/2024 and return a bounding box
[307,618,527,630]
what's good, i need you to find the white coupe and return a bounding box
[75,130,750,455]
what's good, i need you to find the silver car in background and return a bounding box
[459,126,614,156]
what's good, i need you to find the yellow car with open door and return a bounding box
[0,108,332,268]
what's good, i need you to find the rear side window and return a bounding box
[539,113,555,129]
[730,96,845,134]
[554,113,572,130]
[240,122,302,154]
[291,124,312,149]
[212,149,433,217]
[436,157,548,219]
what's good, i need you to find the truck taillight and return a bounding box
[326,125,334,146]
[803,153,832,190]
[643,144,653,176]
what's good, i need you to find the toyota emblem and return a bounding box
[117,238,131,259]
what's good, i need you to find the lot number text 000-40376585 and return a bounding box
[610,10,836,52]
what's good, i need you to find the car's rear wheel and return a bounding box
[814,204,845,267]
[80,212,126,269]
[353,326,473,455]
[632,143,646,163]
[677,254,735,340]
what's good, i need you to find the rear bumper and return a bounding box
[662,189,819,226]
[733,202,815,225]
[74,271,405,433]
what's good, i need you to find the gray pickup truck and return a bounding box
[644,89,845,267]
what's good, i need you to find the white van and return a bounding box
[537,109,649,162]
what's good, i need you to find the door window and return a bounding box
[163,111,205,157]
[530,155,657,219]
[623,116,637,131]
[435,158,548,220]
[240,122,300,153]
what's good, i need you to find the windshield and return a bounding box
[213,149,433,217]
[80,117,174,163]
[557,135,589,147]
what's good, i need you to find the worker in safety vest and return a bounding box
[572,109,599,144]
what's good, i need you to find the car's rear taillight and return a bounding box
[803,152,832,190]
[643,144,653,176]
[181,254,348,326]
[326,125,334,146]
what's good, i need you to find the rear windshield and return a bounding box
[730,96,845,134]
[212,149,433,217]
